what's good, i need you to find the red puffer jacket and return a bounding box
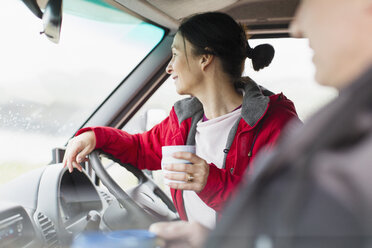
[76,78,300,220]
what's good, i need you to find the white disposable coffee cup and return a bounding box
[161,145,196,185]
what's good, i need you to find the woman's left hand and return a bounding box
[163,152,209,192]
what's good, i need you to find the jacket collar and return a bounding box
[174,77,270,127]
[240,77,270,127]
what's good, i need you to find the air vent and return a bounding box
[37,213,60,248]
[99,191,113,205]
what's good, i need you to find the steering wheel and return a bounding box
[88,150,177,229]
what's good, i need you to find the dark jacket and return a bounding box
[206,66,372,248]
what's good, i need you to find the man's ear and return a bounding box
[200,53,214,71]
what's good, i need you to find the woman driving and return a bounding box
[63,12,299,229]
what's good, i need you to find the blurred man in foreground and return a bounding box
[151,0,372,247]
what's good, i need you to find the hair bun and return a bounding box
[248,43,275,71]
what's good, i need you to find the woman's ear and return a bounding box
[200,53,214,71]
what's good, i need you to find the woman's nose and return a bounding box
[166,61,173,74]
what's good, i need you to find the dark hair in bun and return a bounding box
[178,12,275,80]
[246,42,275,71]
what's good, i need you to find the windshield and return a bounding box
[0,0,164,184]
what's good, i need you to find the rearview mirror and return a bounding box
[21,0,63,43]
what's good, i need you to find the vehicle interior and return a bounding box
[0,0,337,247]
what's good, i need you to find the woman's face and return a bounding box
[166,33,203,96]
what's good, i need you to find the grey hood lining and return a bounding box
[186,111,204,145]
[174,77,270,127]
[174,97,203,124]
[240,77,271,126]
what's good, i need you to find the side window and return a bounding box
[245,38,337,120]
[124,78,187,135]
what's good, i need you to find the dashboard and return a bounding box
[0,164,117,248]
[59,171,102,225]
[0,161,177,247]
[0,204,35,248]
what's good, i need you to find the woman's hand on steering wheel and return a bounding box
[63,131,96,173]
[163,152,210,193]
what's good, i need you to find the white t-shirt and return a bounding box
[183,108,242,229]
